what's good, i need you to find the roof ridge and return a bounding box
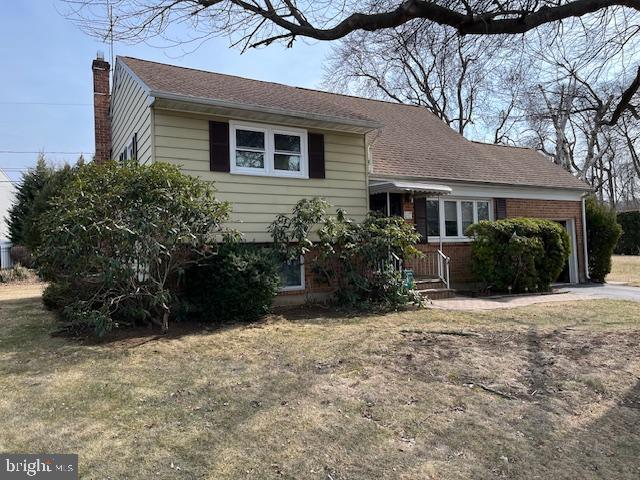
[471,140,533,151]
[118,56,432,111]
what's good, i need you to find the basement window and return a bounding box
[279,256,305,291]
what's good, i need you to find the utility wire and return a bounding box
[0,150,92,155]
[0,102,91,106]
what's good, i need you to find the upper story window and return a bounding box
[230,121,308,178]
[425,198,492,240]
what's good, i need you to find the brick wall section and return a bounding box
[410,198,586,286]
[505,198,585,282]
[92,57,112,164]
[414,242,475,283]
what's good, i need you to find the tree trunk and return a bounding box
[161,309,169,334]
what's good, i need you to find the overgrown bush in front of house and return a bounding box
[36,160,235,336]
[269,198,423,310]
[182,243,281,323]
[615,210,640,255]
[467,218,571,293]
[585,197,622,281]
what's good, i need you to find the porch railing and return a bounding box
[375,252,403,275]
[405,250,451,289]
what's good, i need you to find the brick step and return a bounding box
[413,276,442,283]
[413,277,446,290]
[417,288,456,300]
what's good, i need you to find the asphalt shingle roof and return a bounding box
[120,56,591,191]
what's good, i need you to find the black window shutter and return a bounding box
[209,121,230,172]
[414,197,428,243]
[308,133,325,179]
[495,198,507,219]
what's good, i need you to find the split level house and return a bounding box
[92,54,592,302]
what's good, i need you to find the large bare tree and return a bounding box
[64,0,640,126]
[322,21,520,138]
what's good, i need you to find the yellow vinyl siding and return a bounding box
[153,110,369,242]
[111,63,152,164]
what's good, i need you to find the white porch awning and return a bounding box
[369,180,452,196]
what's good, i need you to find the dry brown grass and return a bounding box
[609,255,640,286]
[1,288,639,479]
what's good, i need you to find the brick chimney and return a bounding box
[92,53,111,164]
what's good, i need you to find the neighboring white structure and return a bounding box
[0,168,16,241]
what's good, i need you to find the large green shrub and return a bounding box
[269,199,423,310]
[37,161,234,335]
[585,197,622,281]
[615,211,640,255]
[467,218,571,293]
[183,244,281,323]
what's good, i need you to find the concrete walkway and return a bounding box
[431,283,640,311]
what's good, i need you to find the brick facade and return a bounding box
[277,197,585,303]
[92,56,112,164]
[412,198,586,286]
[505,198,585,282]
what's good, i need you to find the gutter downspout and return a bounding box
[581,193,590,281]
[438,195,443,252]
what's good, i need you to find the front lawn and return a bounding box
[609,255,640,286]
[1,283,639,479]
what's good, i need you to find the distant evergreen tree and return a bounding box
[22,164,77,250]
[7,155,54,245]
[7,154,80,250]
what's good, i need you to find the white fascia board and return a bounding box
[370,176,588,201]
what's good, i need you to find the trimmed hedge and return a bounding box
[183,244,281,323]
[585,197,622,282]
[615,211,640,255]
[467,218,571,293]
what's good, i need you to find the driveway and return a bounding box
[559,282,640,302]
[431,282,640,311]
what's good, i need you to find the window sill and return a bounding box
[229,169,308,179]
[279,285,305,292]
[427,236,473,243]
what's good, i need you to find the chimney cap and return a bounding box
[97,51,104,60]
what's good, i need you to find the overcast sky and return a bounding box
[0,0,330,181]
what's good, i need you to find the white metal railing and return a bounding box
[436,249,451,289]
[390,252,403,273]
[375,251,403,274]
[405,249,450,288]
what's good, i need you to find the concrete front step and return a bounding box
[411,276,455,299]
[417,288,456,300]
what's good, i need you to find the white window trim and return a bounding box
[279,255,306,292]
[229,120,308,179]
[427,197,493,243]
